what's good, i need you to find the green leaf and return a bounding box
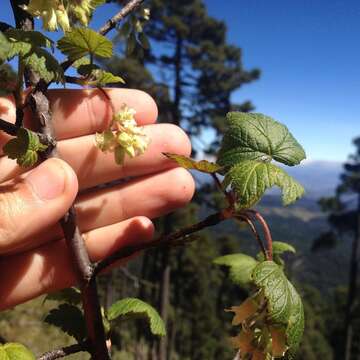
[77,63,99,76]
[91,0,106,7]
[213,253,258,287]
[252,261,292,325]
[77,64,125,86]
[108,298,166,336]
[0,33,11,64]
[272,242,296,255]
[0,343,35,360]
[72,56,91,69]
[257,242,296,265]
[223,160,305,208]
[218,112,306,167]
[57,28,113,60]
[5,29,53,59]
[251,261,304,352]
[44,304,86,342]
[163,153,222,174]
[44,287,82,306]
[24,48,64,83]
[3,128,48,167]
[286,281,305,354]
[92,70,125,86]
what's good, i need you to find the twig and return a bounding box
[28,82,109,359]
[0,118,18,136]
[97,87,116,116]
[211,173,235,206]
[93,209,233,277]
[98,0,144,36]
[0,117,56,150]
[236,215,267,259]
[247,210,273,260]
[37,342,88,360]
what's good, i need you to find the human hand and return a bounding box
[0,89,194,310]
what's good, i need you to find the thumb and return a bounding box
[0,158,78,254]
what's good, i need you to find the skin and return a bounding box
[0,88,195,310]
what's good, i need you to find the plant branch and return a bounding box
[236,214,267,259]
[0,118,18,136]
[98,0,144,36]
[211,173,235,206]
[93,209,233,277]
[247,210,273,260]
[38,342,88,360]
[29,80,110,360]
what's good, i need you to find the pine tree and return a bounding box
[314,137,360,360]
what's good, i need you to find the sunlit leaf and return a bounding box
[257,242,296,264]
[108,298,166,336]
[57,28,113,60]
[214,253,258,287]
[0,343,35,360]
[24,48,64,83]
[218,112,306,167]
[251,261,304,352]
[5,29,53,59]
[223,160,305,208]
[3,128,48,167]
[0,33,11,64]
[164,153,222,174]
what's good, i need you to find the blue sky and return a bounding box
[204,0,360,162]
[1,1,359,161]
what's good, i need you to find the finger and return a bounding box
[14,167,194,253]
[0,158,78,255]
[0,123,191,187]
[0,88,158,152]
[0,217,154,310]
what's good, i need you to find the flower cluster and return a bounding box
[22,0,95,31]
[67,0,94,26]
[95,104,150,165]
[227,294,287,359]
[23,0,70,31]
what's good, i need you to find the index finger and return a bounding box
[0,88,158,143]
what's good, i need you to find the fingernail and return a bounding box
[26,159,66,200]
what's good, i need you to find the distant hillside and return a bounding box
[285,160,342,198]
[193,160,343,198]
[201,192,350,294]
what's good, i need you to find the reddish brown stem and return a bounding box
[93,209,233,277]
[236,215,267,259]
[247,210,273,260]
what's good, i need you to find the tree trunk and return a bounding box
[344,193,360,360]
[172,36,182,126]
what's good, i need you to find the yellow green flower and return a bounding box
[23,0,70,31]
[95,104,150,165]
